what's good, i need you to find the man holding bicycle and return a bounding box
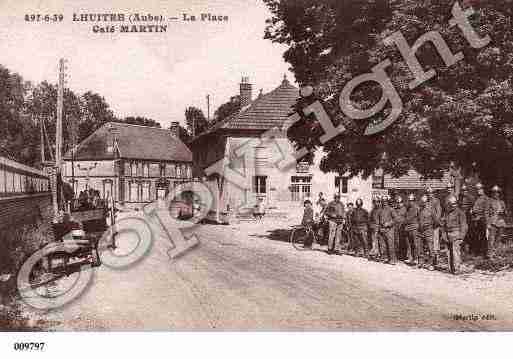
[326,194,346,254]
[301,199,315,248]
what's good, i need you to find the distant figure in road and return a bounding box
[325,193,345,254]
[254,197,266,220]
[442,196,468,274]
[487,185,508,259]
[470,183,490,257]
[350,198,369,257]
[403,194,420,266]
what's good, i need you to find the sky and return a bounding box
[0,0,296,128]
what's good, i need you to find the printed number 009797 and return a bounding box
[13,342,45,351]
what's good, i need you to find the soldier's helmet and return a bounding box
[461,184,468,191]
[476,183,484,190]
[492,185,502,192]
[448,195,458,205]
[420,195,428,203]
[408,193,415,201]
[356,198,363,207]
[396,196,403,203]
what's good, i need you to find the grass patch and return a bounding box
[0,218,52,330]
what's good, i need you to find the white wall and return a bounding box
[212,136,373,213]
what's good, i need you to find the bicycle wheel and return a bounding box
[290,227,312,251]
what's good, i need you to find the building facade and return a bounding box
[190,77,373,217]
[63,122,193,208]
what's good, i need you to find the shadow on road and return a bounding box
[249,228,292,244]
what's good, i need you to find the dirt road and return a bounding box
[42,220,513,331]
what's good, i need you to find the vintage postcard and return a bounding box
[1,0,513,349]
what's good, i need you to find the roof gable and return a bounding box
[221,77,299,130]
[66,122,192,162]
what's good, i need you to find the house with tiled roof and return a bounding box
[190,76,374,216]
[63,122,193,207]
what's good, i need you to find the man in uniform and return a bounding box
[368,196,382,260]
[378,194,399,264]
[443,182,457,215]
[459,184,475,254]
[470,183,490,257]
[418,195,440,270]
[403,194,420,266]
[426,187,442,260]
[442,196,468,274]
[394,195,407,261]
[350,198,369,257]
[325,193,345,254]
[487,185,508,259]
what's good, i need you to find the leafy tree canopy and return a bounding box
[265,0,513,192]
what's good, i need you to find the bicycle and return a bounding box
[290,225,319,251]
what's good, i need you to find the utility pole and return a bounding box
[206,94,211,122]
[52,58,66,219]
[56,58,65,169]
[40,116,45,164]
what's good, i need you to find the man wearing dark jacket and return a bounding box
[378,195,399,264]
[443,196,468,274]
[403,194,420,266]
[470,183,490,257]
[350,198,369,257]
[418,195,440,270]
[325,194,345,254]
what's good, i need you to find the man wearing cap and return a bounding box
[470,183,490,257]
[426,187,442,260]
[403,194,420,266]
[377,194,399,264]
[487,185,508,258]
[442,195,468,274]
[418,194,440,270]
[350,198,369,257]
[394,195,407,261]
[443,182,457,216]
[325,193,345,254]
[369,196,382,259]
[459,184,476,254]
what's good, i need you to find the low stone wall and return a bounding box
[0,193,52,231]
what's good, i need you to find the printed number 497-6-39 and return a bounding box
[13,342,46,351]
[25,14,64,22]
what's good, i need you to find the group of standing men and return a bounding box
[306,182,508,275]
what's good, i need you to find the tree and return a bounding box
[0,65,37,164]
[27,81,83,162]
[265,0,513,192]
[122,116,161,128]
[79,91,116,143]
[171,123,192,144]
[184,106,208,136]
[212,96,241,126]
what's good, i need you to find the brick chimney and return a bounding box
[170,121,180,137]
[240,76,253,108]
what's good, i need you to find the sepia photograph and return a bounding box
[1,0,513,355]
